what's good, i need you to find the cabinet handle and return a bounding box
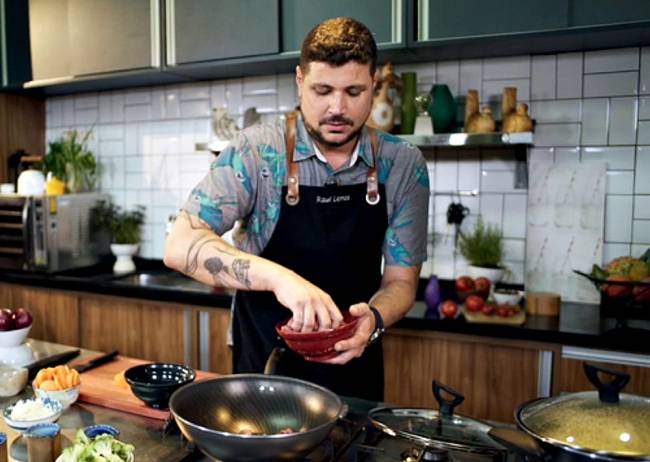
[151,0,162,67]
[562,346,650,368]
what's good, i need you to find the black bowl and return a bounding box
[124,363,196,409]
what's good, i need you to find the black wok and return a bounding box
[169,373,344,461]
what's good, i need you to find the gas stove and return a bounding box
[300,417,512,462]
[178,413,516,462]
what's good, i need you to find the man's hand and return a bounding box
[317,303,375,365]
[273,270,343,332]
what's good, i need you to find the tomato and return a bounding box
[455,276,474,293]
[605,276,632,298]
[496,306,510,317]
[633,277,650,302]
[440,300,458,319]
[481,303,496,316]
[474,277,491,299]
[464,295,485,313]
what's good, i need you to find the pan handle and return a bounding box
[583,362,630,403]
[488,427,548,462]
[264,347,286,375]
[432,381,464,417]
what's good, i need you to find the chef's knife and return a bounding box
[72,350,119,373]
[26,349,81,380]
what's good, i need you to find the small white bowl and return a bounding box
[493,289,524,306]
[3,397,63,432]
[0,325,32,348]
[34,384,81,409]
[0,343,34,367]
[0,366,28,397]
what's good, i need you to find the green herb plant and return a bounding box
[92,201,146,245]
[43,128,98,193]
[458,217,504,268]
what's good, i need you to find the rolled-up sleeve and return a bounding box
[182,133,258,235]
[383,146,430,267]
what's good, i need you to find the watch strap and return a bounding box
[367,305,385,345]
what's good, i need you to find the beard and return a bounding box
[301,113,363,148]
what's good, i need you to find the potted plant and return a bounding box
[92,201,145,274]
[458,217,505,283]
[43,128,98,194]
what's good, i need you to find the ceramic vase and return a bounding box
[399,72,417,134]
[427,84,456,134]
[111,243,138,274]
[468,265,504,283]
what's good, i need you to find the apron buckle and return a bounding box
[286,194,300,206]
[365,192,380,205]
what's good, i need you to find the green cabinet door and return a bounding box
[168,0,280,65]
[281,0,403,52]
[0,0,32,88]
[569,0,650,27]
[29,0,158,82]
[418,0,567,41]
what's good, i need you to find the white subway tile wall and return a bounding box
[46,47,650,279]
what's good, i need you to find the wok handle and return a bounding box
[488,427,547,462]
[264,347,286,375]
[432,381,464,417]
[583,362,630,403]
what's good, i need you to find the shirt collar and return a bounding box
[293,115,375,168]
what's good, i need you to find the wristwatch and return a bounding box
[367,305,385,345]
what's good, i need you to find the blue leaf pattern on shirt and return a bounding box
[194,189,239,230]
[212,146,253,195]
[378,158,394,184]
[377,132,404,144]
[385,202,414,266]
[414,164,430,188]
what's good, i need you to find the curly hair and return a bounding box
[300,17,377,76]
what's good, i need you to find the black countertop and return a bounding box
[2,259,650,356]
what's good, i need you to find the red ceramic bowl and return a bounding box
[275,312,359,361]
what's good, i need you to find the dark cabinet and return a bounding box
[166,0,279,66]
[0,0,32,88]
[416,0,567,42]
[28,0,159,83]
[280,0,403,52]
[568,0,650,28]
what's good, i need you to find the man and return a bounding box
[164,17,429,401]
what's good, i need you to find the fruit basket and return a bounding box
[574,270,650,321]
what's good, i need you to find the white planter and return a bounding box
[111,243,139,274]
[468,265,504,283]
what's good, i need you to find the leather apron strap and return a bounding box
[284,113,381,206]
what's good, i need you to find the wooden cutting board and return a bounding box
[73,355,219,420]
[463,309,526,325]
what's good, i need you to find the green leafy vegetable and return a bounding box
[57,429,134,462]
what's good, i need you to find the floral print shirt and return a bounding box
[183,115,430,267]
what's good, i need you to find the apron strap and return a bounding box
[285,112,300,206]
[366,127,380,206]
[284,113,381,206]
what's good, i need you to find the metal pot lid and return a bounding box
[368,407,504,454]
[519,391,650,457]
[518,364,650,458]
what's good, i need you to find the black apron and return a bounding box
[232,113,388,401]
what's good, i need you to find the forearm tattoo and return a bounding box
[203,253,252,289]
[184,235,220,275]
[180,211,252,288]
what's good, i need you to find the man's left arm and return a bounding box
[322,264,420,364]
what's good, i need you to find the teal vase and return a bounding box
[400,72,417,135]
[427,84,456,134]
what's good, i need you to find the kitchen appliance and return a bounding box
[175,395,519,462]
[0,192,110,272]
[489,363,650,461]
[16,169,45,195]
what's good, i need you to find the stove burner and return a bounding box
[400,447,449,462]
